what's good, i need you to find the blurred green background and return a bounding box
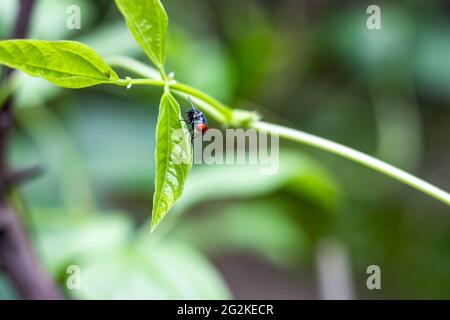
[1,0,450,299]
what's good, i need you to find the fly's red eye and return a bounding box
[195,123,208,134]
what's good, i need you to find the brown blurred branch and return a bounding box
[0,200,62,299]
[0,0,63,299]
[0,165,44,194]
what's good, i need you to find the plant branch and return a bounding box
[107,56,450,206]
[107,57,235,123]
[0,0,63,299]
[116,78,165,87]
[0,165,43,194]
[170,86,233,125]
[253,121,450,206]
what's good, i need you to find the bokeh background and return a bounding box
[1,0,449,299]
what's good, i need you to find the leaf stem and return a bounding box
[105,56,234,123]
[253,121,450,206]
[106,56,450,206]
[116,78,165,87]
[170,84,233,124]
[170,83,232,116]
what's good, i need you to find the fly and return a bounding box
[184,96,208,139]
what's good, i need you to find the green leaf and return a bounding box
[72,239,230,299]
[114,0,168,71]
[0,40,119,88]
[32,208,230,299]
[152,93,192,231]
[176,200,308,268]
[33,209,133,273]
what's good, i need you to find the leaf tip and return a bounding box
[150,209,163,233]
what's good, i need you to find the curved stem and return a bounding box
[170,83,232,117]
[170,85,232,124]
[106,56,233,123]
[106,56,450,206]
[253,121,450,206]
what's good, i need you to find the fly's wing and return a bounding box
[187,96,207,125]
[187,96,198,112]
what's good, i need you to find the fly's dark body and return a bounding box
[185,97,208,136]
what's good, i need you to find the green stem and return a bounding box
[107,56,450,206]
[170,83,231,116]
[115,78,165,87]
[107,56,233,123]
[170,84,233,124]
[253,121,450,206]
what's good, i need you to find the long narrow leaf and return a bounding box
[152,93,192,230]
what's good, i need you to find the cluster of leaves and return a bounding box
[2,0,450,300]
[0,0,192,230]
[1,0,448,235]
